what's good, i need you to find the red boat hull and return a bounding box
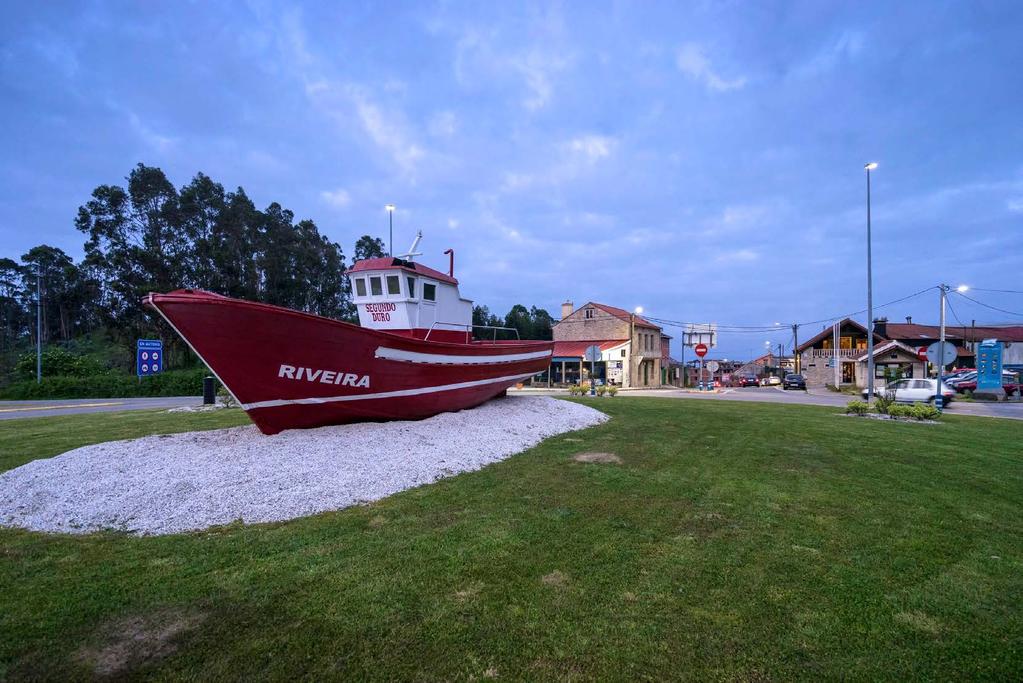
[145,291,553,435]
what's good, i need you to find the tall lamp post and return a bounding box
[36,263,42,384]
[935,284,969,410]
[385,204,396,256]
[864,162,878,401]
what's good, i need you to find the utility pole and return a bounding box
[792,324,800,373]
[778,343,784,372]
[937,285,948,410]
[36,263,42,384]
[864,162,878,401]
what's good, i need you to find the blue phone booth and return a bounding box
[975,339,1003,398]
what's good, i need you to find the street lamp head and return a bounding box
[956,284,969,293]
[385,204,396,212]
[634,306,644,314]
[864,162,878,170]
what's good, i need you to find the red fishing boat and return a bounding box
[144,241,553,434]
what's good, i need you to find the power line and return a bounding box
[795,286,938,327]
[954,291,1023,318]
[971,287,1023,295]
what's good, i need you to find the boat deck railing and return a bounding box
[425,321,521,343]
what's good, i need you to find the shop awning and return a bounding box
[551,339,628,359]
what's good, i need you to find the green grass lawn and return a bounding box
[1,399,1022,680]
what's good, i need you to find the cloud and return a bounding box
[715,248,760,264]
[791,30,866,78]
[675,43,746,92]
[428,111,458,137]
[305,81,427,176]
[568,135,615,164]
[448,23,572,111]
[125,111,176,153]
[1008,197,1023,213]
[320,188,351,208]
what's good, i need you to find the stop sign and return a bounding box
[694,343,708,358]
[917,346,929,361]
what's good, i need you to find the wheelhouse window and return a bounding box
[423,282,437,301]
[370,276,382,296]
[407,276,416,298]
[386,275,400,295]
[355,278,367,297]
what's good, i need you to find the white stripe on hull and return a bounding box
[375,346,552,365]
[241,371,536,410]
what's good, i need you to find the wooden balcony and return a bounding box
[802,349,863,359]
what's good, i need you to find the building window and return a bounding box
[423,283,437,301]
[370,276,382,296]
[621,349,626,358]
[585,308,594,319]
[407,276,416,298]
[386,275,400,295]
[355,278,367,297]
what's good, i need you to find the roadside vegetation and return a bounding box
[2,398,1022,679]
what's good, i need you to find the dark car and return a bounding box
[737,375,759,388]
[782,373,806,390]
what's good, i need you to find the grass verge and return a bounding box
[1,398,1022,680]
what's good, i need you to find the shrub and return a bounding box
[874,393,895,415]
[217,384,237,408]
[846,400,869,415]
[596,385,607,397]
[0,368,208,400]
[608,385,618,397]
[567,385,579,396]
[14,347,105,379]
[910,402,941,421]
[887,404,912,418]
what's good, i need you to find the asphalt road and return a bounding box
[2,388,1021,421]
[0,396,203,420]
[515,386,1023,420]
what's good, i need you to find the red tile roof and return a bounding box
[552,340,628,358]
[885,323,1023,343]
[588,302,660,329]
[349,257,458,285]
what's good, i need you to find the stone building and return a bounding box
[548,301,665,387]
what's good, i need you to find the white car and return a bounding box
[760,376,781,386]
[863,378,955,404]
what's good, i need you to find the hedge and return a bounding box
[0,368,211,400]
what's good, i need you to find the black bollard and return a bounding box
[203,376,216,405]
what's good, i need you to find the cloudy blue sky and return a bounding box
[2,1,1022,358]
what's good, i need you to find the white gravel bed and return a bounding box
[0,396,607,536]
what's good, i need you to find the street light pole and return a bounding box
[935,284,969,410]
[864,162,878,401]
[385,204,396,256]
[36,263,42,384]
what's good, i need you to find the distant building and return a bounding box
[544,301,665,387]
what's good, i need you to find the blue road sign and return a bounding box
[137,339,163,376]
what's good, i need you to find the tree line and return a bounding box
[0,163,553,378]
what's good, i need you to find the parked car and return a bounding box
[761,376,781,387]
[737,375,759,388]
[782,373,806,390]
[945,371,976,389]
[864,378,955,405]
[955,371,1021,396]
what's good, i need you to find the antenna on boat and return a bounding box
[398,230,423,261]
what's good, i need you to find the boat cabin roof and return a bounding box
[349,257,458,285]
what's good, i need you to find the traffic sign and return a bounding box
[584,345,603,362]
[694,343,708,358]
[137,339,163,376]
[926,341,956,367]
[917,345,929,362]
[706,360,720,372]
